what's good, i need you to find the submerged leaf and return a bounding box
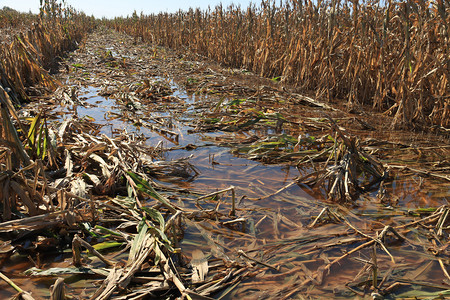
[395,289,450,299]
[191,249,209,283]
[24,267,108,277]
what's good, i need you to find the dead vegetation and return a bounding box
[0,7,37,45]
[0,84,248,299]
[107,0,449,129]
[0,2,449,299]
[0,3,95,103]
[0,25,252,299]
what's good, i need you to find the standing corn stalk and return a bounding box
[106,0,449,128]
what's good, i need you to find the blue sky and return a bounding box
[1,0,254,18]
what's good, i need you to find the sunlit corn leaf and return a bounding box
[36,122,48,160]
[27,113,41,148]
[65,149,73,177]
[84,173,101,187]
[227,98,247,107]
[81,222,100,238]
[271,76,281,82]
[129,221,149,265]
[26,112,52,160]
[112,195,137,209]
[58,118,71,141]
[92,241,124,251]
[94,225,124,237]
[126,171,177,213]
[89,153,112,178]
[24,267,109,277]
[41,126,49,160]
[70,178,89,198]
[141,206,165,231]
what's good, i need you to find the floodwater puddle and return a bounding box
[52,82,304,199]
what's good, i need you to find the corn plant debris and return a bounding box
[0,7,449,300]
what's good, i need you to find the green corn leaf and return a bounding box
[27,113,41,147]
[152,227,173,251]
[127,171,177,213]
[94,225,123,236]
[92,241,124,251]
[42,126,48,160]
[141,206,165,232]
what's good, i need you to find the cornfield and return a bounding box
[0,2,95,104]
[0,1,449,299]
[0,7,36,39]
[107,0,450,128]
[0,1,96,214]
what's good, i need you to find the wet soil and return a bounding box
[1,28,449,299]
